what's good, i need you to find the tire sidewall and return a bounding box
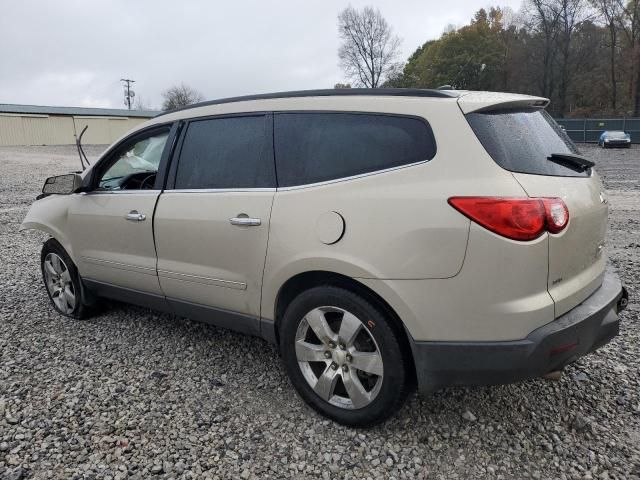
[280,286,407,427]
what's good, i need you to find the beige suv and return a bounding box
[22,89,628,426]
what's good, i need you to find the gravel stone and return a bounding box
[0,143,639,479]
[6,467,24,480]
[462,410,477,422]
[572,414,591,432]
[572,371,589,382]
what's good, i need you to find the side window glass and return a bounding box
[274,113,436,187]
[98,132,169,190]
[174,115,274,189]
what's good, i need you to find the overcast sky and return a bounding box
[0,0,523,110]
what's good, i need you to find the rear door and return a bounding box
[153,114,275,329]
[466,108,608,317]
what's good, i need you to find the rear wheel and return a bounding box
[41,239,92,319]
[280,286,410,427]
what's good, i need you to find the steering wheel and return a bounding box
[139,174,156,190]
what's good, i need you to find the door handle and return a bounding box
[230,215,261,226]
[125,210,146,222]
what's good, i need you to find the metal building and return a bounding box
[0,104,157,146]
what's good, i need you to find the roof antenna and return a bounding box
[75,125,90,171]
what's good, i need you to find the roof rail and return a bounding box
[156,88,457,117]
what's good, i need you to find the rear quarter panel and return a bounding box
[261,97,531,327]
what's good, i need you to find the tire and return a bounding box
[280,286,411,427]
[41,238,92,319]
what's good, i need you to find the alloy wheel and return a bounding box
[294,306,384,409]
[43,252,76,314]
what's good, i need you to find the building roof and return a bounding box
[0,103,158,118]
[156,88,459,117]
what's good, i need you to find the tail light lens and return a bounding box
[543,197,569,233]
[448,197,569,241]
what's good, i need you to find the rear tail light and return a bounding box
[543,197,569,233]
[448,197,569,241]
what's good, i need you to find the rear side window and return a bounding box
[274,113,436,187]
[175,115,275,189]
[466,108,589,177]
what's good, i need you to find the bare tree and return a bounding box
[134,96,153,111]
[161,83,204,111]
[557,0,590,117]
[617,0,640,114]
[337,6,402,88]
[527,0,589,116]
[595,0,623,111]
[528,0,563,99]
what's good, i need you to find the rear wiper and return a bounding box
[547,153,595,172]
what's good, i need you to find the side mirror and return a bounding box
[42,174,83,195]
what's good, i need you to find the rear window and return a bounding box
[466,108,589,177]
[274,112,436,187]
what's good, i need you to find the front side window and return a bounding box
[174,115,274,189]
[274,112,437,187]
[98,131,169,190]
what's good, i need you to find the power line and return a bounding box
[120,78,136,110]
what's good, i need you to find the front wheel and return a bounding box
[280,286,411,427]
[41,239,92,319]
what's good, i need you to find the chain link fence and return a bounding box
[555,118,640,143]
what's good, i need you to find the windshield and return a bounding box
[605,131,627,139]
[466,108,589,178]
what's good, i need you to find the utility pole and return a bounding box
[120,78,135,110]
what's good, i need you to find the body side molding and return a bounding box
[82,279,275,342]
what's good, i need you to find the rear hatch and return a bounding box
[463,103,608,317]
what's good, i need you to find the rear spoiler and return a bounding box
[457,91,549,114]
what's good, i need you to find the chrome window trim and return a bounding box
[276,158,430,191]
[81,190,161,195]
[80,160,428,194]
[164,188,276,193]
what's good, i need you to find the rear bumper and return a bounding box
[411,268,627,394]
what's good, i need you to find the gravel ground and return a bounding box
[0,144,638,480]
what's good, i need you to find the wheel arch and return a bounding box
[23,221,73,253]
[272,270,416,385]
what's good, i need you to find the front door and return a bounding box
[67,126,173,295]
[154,114,276,323]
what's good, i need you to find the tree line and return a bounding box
[338,2,640,118]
